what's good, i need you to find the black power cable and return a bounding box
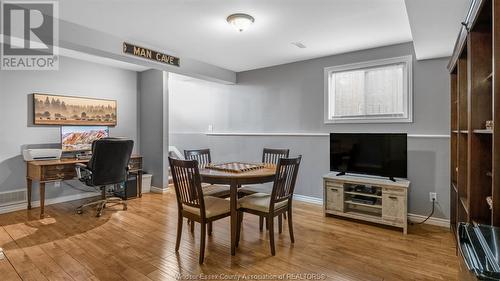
[411,198,436,225]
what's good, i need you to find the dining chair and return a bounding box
[169,157,231,264]
[239,148,289,195]
[183,148,231,233]
[236,156,302,256]
[239,148,290,230]
[184,149,230,198]
[184,149,211,168]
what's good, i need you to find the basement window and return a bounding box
[324,56,413,124]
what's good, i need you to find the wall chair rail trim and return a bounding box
[204,132,450,138]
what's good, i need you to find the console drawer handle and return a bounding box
[389,196,398,200]
[330,188,338,192]
[55,166,64,170]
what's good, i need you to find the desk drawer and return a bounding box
[129,158,143,171]
[44,164,74,173]
[42,165,75,181]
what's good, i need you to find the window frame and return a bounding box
[323,55,413,124]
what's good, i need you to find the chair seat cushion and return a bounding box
[238,193,288,213]
[202,184,230,197]
[239,184,272,194]
[183,196,230,218]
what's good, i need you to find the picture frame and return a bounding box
[33,93,117,126]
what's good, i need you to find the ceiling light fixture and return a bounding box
[226,13,255,32]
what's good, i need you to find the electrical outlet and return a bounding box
[208,124,214,132]
[54,182,61,188]
[429,192,437,202]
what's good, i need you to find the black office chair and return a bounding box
[75,138,134,217]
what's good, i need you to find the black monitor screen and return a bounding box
[330,133,407,178]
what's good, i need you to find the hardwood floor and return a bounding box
[0,192,458,281]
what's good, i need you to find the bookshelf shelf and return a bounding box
[485,72,493,82]
[473,129,493,134]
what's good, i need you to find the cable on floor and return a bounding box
[410,198,435,225]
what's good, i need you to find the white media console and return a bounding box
[323,173,410,234]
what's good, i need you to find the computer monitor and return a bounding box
[61,126,109,152]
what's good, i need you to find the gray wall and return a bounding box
[139,70,169,189]
[0,56,139,201]
[169,42,451,219]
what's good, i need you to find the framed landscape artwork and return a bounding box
[33,93,117,126]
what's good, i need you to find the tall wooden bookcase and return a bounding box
[448,0,499,236]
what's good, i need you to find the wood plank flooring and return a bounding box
[0,192,458,281]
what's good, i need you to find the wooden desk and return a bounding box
[199,164,276,255]
[26,155,143,218]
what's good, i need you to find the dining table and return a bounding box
[199,163,277,255]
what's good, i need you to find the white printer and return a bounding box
[22,149,62,161]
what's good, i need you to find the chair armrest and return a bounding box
[75,163,92,180]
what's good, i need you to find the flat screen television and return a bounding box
[61,126,109,152]
[330,133,407,179]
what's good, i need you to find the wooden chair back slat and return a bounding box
[262,148,290,165]
[169,157,205,212]
[270,156,302,205]
[184,149,212,168]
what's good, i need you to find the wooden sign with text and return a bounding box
[123,42,180,67]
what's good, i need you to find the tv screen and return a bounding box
[61,126,109,152]
[330,133,407,178]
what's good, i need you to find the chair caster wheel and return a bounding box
[123,205,128,211]
[76,209,83,215]
[96,212,102,217]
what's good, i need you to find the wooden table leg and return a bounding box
[27,178,32,210]
[138,172,143,198]
[230,181,238,255]
[39,182,45,219]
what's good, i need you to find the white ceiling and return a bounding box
[405,0,471,60]
[58,0,470,72]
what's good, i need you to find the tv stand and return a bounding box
[323,173,410,234]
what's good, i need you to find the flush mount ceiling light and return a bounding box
[226,13,255,32]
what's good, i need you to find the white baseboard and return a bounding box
[0,192,100,215]
[150,186,169,194]
[407,213,450,228]
[293,194,450,228]
[293,194,323,205]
